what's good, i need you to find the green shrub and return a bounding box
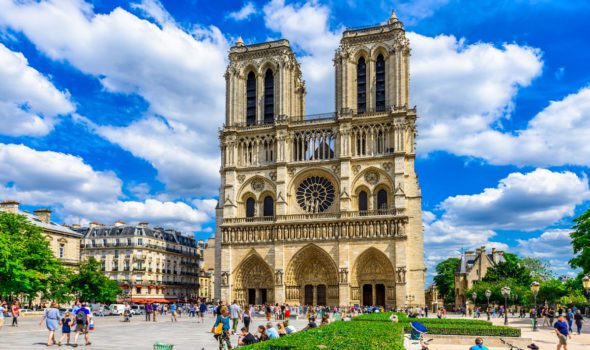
[243,321,404,350]
[403,324,521,337]
[352,312,491,326]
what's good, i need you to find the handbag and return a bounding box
[214,322,223,335]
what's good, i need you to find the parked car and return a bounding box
[131,304,145,315]
[109,304,126,316]
[90,304,108,317]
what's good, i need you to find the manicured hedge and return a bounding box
[353,312,491,325]
[243,321,404,350]
[402,323,521,337]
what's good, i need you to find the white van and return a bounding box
[109,304,126,316]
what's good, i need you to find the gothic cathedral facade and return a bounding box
[216,12,425,308]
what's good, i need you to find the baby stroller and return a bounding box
[410,322,432,350]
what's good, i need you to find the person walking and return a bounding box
[549,307,556,326]
[229,300,241,333]
[58,311,74,346]
[0,300,6,331]
[213,306,232,349]
[11,301,20,327]
[199,301,207,323]
[243,305,252,330]
[170,303,177,322]
[566,308,574,332]
[73,303,91,347]
[574,310,584,335]
[145,303,152,321]
[554,315,571,350]
[40,302,60,346]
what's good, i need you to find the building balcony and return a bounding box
[222,209,405,225]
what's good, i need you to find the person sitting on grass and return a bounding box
[284,320,297,334]
[469,337,489,350]
[237,326,258,346]
[265,322,279,339]
[302,316,317,331]
[256,325,268,342]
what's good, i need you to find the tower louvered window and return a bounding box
[376,54,385,111]
[357,57,367,113]
[246,72,256,125]
[264,69,274,124]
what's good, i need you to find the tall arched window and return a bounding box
[245,197,256,218]
[357,57,367,113]
[376,54,386,111]
[377,189,388,211]
[358,191,368,212]
[246,71,256,125]
[263,196,274,217]
[264,69,274,124]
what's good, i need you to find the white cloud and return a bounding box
[263,0,341,114]
[515,229,573,260]
[440,168,590,231]
[0,143,214,232]
[397,0,451,22]
[0,43,74,136]
[228,2,257,21]
[0,0,228,194]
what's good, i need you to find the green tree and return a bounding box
[521,257,553,282]
[0,212,67,302]
[466,279,532,307]
[433,257,460,304]
[570,207,590,273]
[68,257,120,303]
[484,253,532,287]
[537,279,568,305]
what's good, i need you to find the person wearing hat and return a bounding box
[469,337,489,350]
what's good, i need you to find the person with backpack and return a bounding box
[73,303,91,347]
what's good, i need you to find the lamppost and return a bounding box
[582,275,590,312]
[501,286,511,325]
[472,292,477,318]
[531,281,540,331]
[406,294,415,308]
[485,289,492,321]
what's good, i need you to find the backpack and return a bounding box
[76,309,87,324]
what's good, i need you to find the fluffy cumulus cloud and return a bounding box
[0,43,74,136]
[440,168,590,231]
[228,1,257,21]
[515,229,576,277]
[0,143,214,232]
[263,0,341,114]
[423,169,588,279]
[0,0,228,194]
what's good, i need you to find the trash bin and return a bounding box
[153,342,174,350]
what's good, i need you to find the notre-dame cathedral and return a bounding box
[215,12,425,308]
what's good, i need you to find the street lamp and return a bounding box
[501,286,511,325]
[582,275,590,308]
[485,289,492,321]
[406,294,415,308]
[472,292,477,318]
[531,281,540,331]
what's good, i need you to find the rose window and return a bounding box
[296,176,335,213]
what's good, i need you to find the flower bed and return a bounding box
[243,321,404,350]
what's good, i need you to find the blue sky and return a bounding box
[1,0,589,282]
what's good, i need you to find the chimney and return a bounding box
[0,200,20,213]
[138,222,149,228]
[70,223,81,229]
[114,220,126,227]
[89,221,102,228]
[34,208,52,224]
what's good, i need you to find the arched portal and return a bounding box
[285,244,339,306]
[232,253,274,306]
[351,247,396,306]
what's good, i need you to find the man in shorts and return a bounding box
[73,303,91,347]
[554,315,571,350]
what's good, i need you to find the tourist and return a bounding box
[153,303,158,322]
[302,316,318,331]
[277,322,287,337]
[469,337,489,350]
[146,303,153,322]
[123,302,131,322]
[265,304,272,321]
[320,315,329,326]
[285,304,291,319]
[11,301,20,327]
[40,301,60,346]
[0,300,6,331]
[566,308,574,332]
[73,303,91,347]
[213,306,232,349]
[199,301,207,323]
[229,300,241,332]
[242,304,252,330]
[284,320,297,334]
[573,310,584,335]
[58,311,73,346]
[238,326,258,346]
[265,322,279,339]
[256,325,268,342]
[170,302,177,322]
[549,308,556,326]
[554,315,570,350]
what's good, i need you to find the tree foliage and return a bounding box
[68,257,120,303]
[433,258,460,304]
[521,257,553,282]
[483,253,532,286]
[570,207,590,273]
[0,212,69,302]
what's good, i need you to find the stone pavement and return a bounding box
[0,313,310,350]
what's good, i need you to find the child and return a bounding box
[58,311,73,346]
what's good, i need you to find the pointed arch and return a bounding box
[357,56,367,112]
[263,68,274,123]
[232,252,275,305]
[351,247,396,306]
[246,71,257,125]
